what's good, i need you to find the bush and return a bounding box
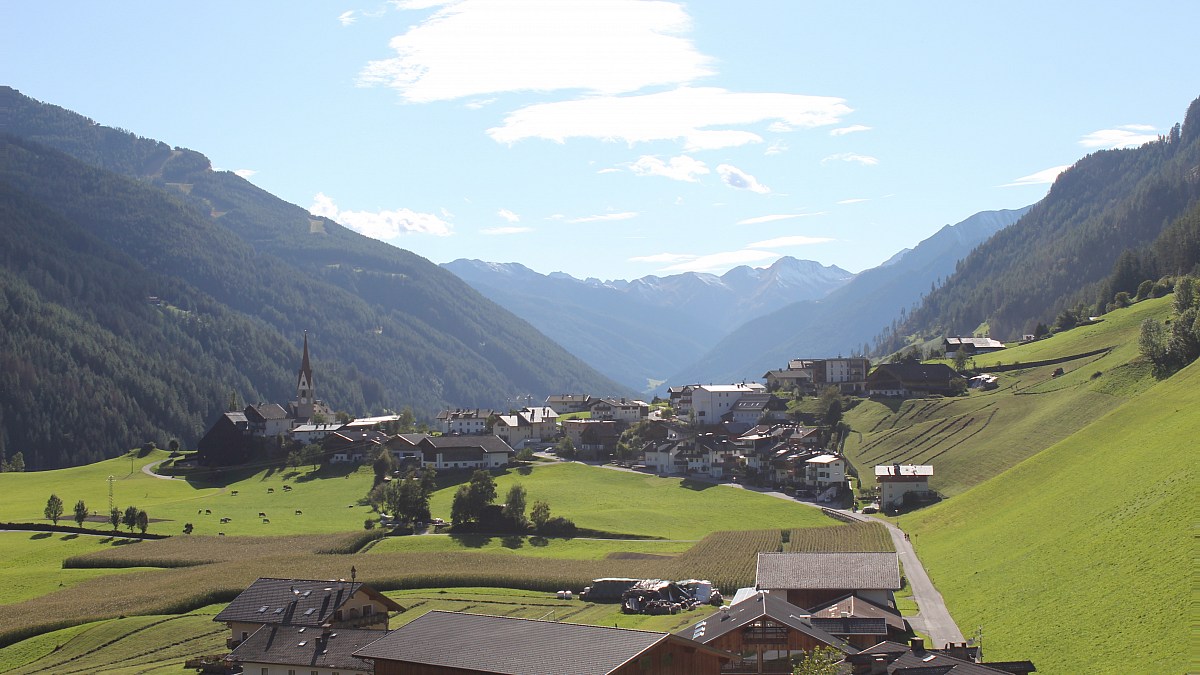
[539,516,577,537]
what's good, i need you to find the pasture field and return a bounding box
[0,532,149,605]
[901,342,1195,669]
[844,297,1171,497]
[429,462,837,539]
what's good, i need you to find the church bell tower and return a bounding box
[295,331,315,420]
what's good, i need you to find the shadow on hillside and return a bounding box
[679,478,715,491]
[29,532,51,540]
[501,535,524,550]
[450,533,494,548]
[294,462,359,482]
[182,465,264,490]
[872,397,907,413]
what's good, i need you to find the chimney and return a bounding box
[910,637,925,653]
[870,656,888,674]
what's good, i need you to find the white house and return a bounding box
[436,408,494,435]
[804,454,846,486]
[875,464,934,510]
[688,383,767,424]
[289,423,343,444]
[590,397,650,424]
[493,406,558,448]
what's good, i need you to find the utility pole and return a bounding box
[108,475,115,515]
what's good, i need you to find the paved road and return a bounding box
[141,459,179,480]
[583,465,965,646]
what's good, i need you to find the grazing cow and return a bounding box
[267,488,274,493]
[262,518,270,523]
[205,509,211,514]
[295,510,302,515]
[258,512,266,517]
[231,490,238,496]
[218,532,225,536]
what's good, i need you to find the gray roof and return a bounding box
[421,435,513,453]
[213,578,402,627]
[228,624,379,672]
[354,610,726,675]
[849,641,1026,674]
[756,552,901,591]
[677,592,855,653]
[245,403,290,421]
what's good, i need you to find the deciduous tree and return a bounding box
[73,499,88,528]
[44,494,64,525]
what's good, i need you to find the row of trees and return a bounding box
[1139,275,1200,375]
[43,494,150,534]
[450,470,575,536]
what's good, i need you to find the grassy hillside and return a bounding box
[844,296,1171,496]
[903,359,1196,673]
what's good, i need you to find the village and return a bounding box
[175,334,1040,674]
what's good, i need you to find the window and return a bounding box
[261,669,268,675]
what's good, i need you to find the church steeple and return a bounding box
[295,331,315,419]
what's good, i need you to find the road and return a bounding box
[583,461,965,646]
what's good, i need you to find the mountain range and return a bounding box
[441,257,853,390]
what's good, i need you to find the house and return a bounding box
[687,383,767,424]
[969,373,999,390]
[695,432,740,478]
[417,434,514,470]
[226,624,378,675]
[804,454,847,486]
[845,638,1037,674]
[244,403,293,438]
[678,591,855,674]
[492,406,559,448]
[561,418,621,460]
[196,411,254,466]
[722,393,788,427]
[943,336,1006,356]
[546,393,593,414]
[323,429,389,463]
[756,552,901,610]
[643,439,685,475]
[353,610,732,674]
[865,363,964,397]
[436,408,495,435]
[875,464,935,510]
[290,423,344,444]
[808,593,910,648]
[343,414,403,431]
[764,357,870,394]
[589,397,650,423]
[214,577,403,649]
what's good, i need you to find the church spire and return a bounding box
[295,331,315,420]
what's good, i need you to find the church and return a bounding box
[195,332,334,466]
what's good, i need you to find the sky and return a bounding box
[4,1,1197,281]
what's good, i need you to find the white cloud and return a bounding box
[629,155,709,182]
[999,164,1071,188]
[837,198,869,205]
[737,213,823,225]
[830,124,871,136]
[497,208,520,223]
[765,139,788,156]
[567,211,639,223]
[359,0,713,102]
[338,10,357,26]
[464,97,497,110]
[309,192,453,237]
[717,164,770,194]
[481,226,532,235]
[659,249,779,273]
[1079,125,1158,149]
[747,235,834,248]
[488,87,850,151]
[821,152,879,166]
[596,167,622,174]
[233,169,257,178]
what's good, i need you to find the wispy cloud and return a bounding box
[659,249,779,273]
[999,164,1071,188]
[359,0,713,101]
[821,152,879,166]
[233,169,257,178]
[481,226,532,235]
[1079,124,1158,149]
[747,235,833,248]
[309,192,453,237]
[765,139,788,156]
[497,208,520,223]
[717,164,769,194]
[629,155,709,182]
[567,211,639,224]
[737,213,823,225]
[338,10,357,26]
[830,124,871,136]
[489,87,851,151]
[837,198,869,205]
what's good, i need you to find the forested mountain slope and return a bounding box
[669,208,1029,386]
[0,88,627,469]
[878,96,1200,349]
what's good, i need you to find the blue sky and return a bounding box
[4,1,1197,280]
